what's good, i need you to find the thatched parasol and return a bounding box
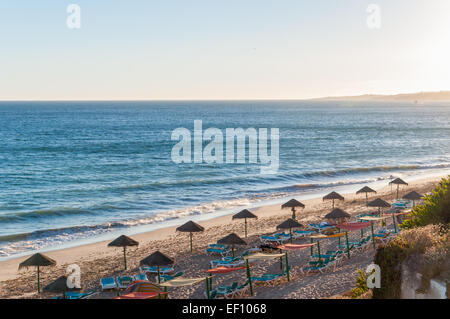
[217,233,247,257]
[324,208,351,225]
[18,253,56,293]
[232,209,257,238]
[108,235,139,270]
[323,191,344,209]
[368,198,391,227]
[43,276,81,299]
[281,199,305,220]
[276,218,303,242]
[176,221,205,252]
[140,251,174,284]
[403,191,422,206]
[356,186,377,206]
[389,178,408,199]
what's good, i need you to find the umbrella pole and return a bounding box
[332,199,335,209]
[157,266,163,299]
[345,231,350,258]
[317,241,321,265]
[246,259,253,296]
[392,213,397,233]
[244,219,248,238]
[37,266,40,293]
[371,222,376,249]
[310,237,313,256]
[360,228,364,239]
[289,228,292,243]
[337,227,341,246]
[190,232,193,252]
[292,207,296,220]
[396,185,399,199]
[205,277,210,299]
[285,253,290,282]
[123,246,127,270]
[232,246,235,258]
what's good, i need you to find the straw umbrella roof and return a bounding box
[403,191,422,201]
[19,253,56,269]
[108,235,139,248]
[232,209,257,220]
[356,186,376,194]
[324,208,350,219]
[281,199,305,209]
[176,220,205,233]
[323,191,344,201]
[276,218,303,230]
[140,251,174,267]
[367,198,391,208]
[43,276,81,293]
[217,233,247,246]
[389,178,408,185]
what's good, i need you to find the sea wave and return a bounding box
[1,161,449,258]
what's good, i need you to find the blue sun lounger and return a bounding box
[100,277,117,290]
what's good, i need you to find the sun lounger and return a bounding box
[64,291,96,299]
[206,247,231,256]
[100,277,117,290]
[292,230,315,239]
[116,276,134,289]
[158,271,183,282]
[216,281,250,298]
[133,273,148,281]
[208,244,229,249]
[139,266,175,274]
[260,233,290,244]
[251,273,284,285]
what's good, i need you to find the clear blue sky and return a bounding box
[1,0,449,100]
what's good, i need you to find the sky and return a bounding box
[0,0,450,100]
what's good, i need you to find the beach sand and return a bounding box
[0,175,444,299]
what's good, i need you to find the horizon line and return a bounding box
[1,90,449,103]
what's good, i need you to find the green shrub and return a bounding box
[401,176,450,234]
[351,269,369,298]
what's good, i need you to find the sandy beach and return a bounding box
[0,174,444,299]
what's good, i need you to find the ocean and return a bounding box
[0,100,449,259]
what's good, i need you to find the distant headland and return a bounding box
[313,91,450,102]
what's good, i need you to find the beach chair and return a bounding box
[210,256,239,268]
[139,266,175,274]
[206,246,231,256]
[208,244,228,249]
[260,233,290,244]
[250,274,284,286]
[215,259,245,268]
[217,281,250,299]
[100,277,117,291]
[292,230,315,239]
[221,280,250,298]
[64,291,97,299]
[158,271,183,282]
[133,273,148,281]
[216,282,239,298]
[117,276,134,289]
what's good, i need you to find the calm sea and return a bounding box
[1,100,449,259]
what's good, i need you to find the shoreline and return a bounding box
[0,173,445,291]
[2,166,448,263]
